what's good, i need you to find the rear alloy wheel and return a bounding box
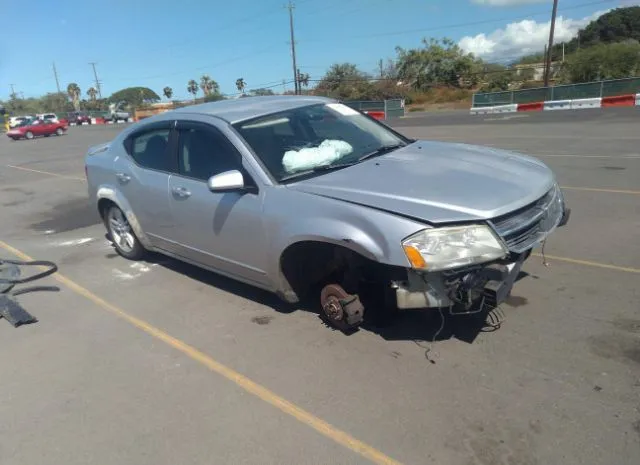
[55,127,63,136]
[105,205,145,260]
[25,131,34,140]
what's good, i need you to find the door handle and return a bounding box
[172,186,191,198]
[116,172,131,183]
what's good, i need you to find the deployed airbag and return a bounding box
[282,139,353,173]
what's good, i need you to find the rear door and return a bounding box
[165,119,269,287]
[114,120,178,250]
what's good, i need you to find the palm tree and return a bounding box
[199,75,220,97]
[163,86,173,99]
[200,75,212,96]
[67,83,81,110]
[87,87,98,101]
[298,72,310,89]
[235,78,246,95]
[187,79,198,102]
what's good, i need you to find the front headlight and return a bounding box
[402,225,508,272]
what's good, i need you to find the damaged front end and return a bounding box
[394,250,530,313]
[394,182,569,314]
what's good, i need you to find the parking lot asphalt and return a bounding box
[1,113,639,465]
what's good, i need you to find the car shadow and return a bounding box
[133,248,525,344]
[142,251,297,315]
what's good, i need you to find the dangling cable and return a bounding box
[540,240,550,267]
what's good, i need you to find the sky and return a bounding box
[0,0,634,101]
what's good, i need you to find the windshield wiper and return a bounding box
[358,143,406,162]
[279,162,357,183]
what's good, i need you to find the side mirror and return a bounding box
[208,170,245,192]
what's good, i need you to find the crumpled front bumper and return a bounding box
[394,253,529,311]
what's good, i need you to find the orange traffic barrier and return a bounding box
[517,102,544,112]
[365,110,385,120]
[601,94,635,107]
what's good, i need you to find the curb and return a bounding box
[470,93,640,114]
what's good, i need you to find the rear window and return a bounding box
[128,128,172,171]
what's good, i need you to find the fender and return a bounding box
[269,216,410,303]
[96,185,154,249]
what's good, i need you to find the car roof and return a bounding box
[170,95,336,124]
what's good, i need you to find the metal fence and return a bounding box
[472,77,640,107]
[343,99,405,118]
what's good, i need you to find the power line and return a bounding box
[298,0,616,43]
[116,43,283,85]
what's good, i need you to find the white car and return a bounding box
[36,113,59,123]
[9,116,34,128]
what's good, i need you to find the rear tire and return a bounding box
[105,205,145,260]
[25,131,34,140]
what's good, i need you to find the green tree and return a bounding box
[67,83,81,111]
[41,92,71,112]
[109,87,160,107]
[558,41,640,83]
[251,88,275,96]
[163,86,173,99]
[87,87,98,101]
[200,75,219,97]
[574,6,640,47]
[235,78,246,94]
[297,72,310,89]
[315,63,380,100]
[395,37,481,90]
[187,79,199,102]
[535,7,640,63]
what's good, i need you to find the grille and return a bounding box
[490,185,564,253]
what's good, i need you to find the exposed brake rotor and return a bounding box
[320,283,364,332]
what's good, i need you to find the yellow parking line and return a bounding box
[560,185,640,195]
[6,164,85,182]
[532,253,640,274]
[0,239,403,465]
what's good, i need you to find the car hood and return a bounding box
[286,140,556,224]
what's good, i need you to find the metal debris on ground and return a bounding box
[0,259,59,327]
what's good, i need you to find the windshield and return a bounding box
[233,103,411,182]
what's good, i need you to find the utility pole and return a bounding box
[286,1,299,95]
[543,0,559,87]
[52,62,61,93]
[89,62,103,99]
[543,44,547,83]
[379,59,384,79]
[9,84,16,99]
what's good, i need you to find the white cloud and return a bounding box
[459,11,608,62]
[472,0,548,6]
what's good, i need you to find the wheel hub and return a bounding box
[319,283,365,331]
[322,296,344,321]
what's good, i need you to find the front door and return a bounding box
[31,121,48,136]
[166,120,270,288]
[114,121,177,250]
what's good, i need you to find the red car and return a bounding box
[6,118,67,141]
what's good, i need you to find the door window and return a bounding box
[128,128,172,171]
[177,127,241,181]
